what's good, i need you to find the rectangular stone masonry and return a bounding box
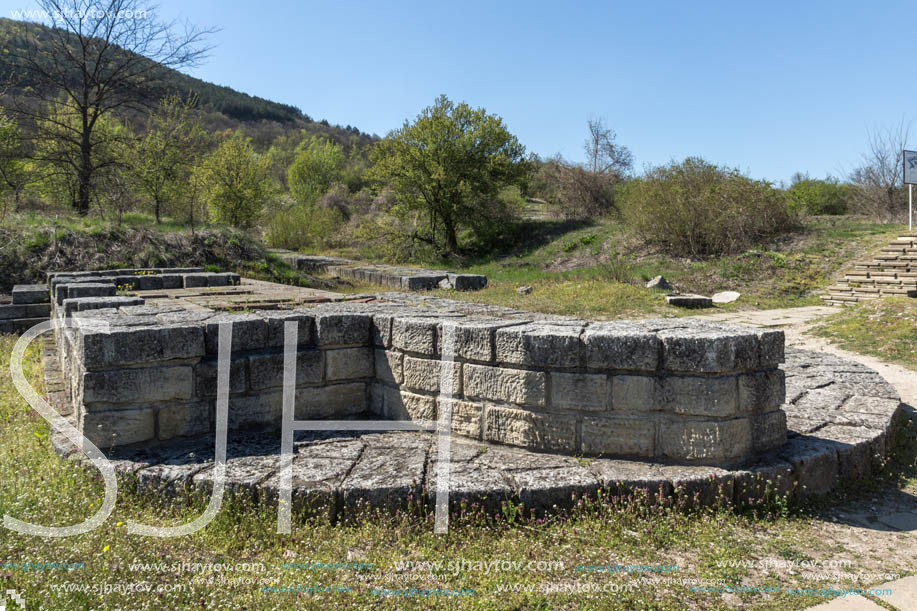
[495,323,584,368]
[325,347,374,381]
[382,387,435,421]
[454,319,526,363]
[260,310,314,348]
[439,398,482,439]
[229,391,283,429]
[402,356,462,394]
[0,303,51,320]
[550,372,608,411]
[314,312,370,347]
[611,375,660,412]
[65,283,117,300]
[82,365,193,404]
[582,324,660,371]
[12,284,49,304]
[738,369,786,412]
[158,401,210,440]
[78,324,205,369]
[204,313,267,353]
[661,375,738,417]
[660,417,752,462]
[485,406,576,452]
[463,364,546,407]
[752,409,787,453]
[80,407,155,448]
[195,356,248,395]
[391,317,438,355]
[247,349,322,390]
[581,415,656,457]
[374,349,403,384]
[295,383,366,419]
[659,328,759,373]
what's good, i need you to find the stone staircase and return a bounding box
[822,233,917,305]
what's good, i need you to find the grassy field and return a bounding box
[330,215,907,320]
[812,298,917,371]
[1,334,915,610]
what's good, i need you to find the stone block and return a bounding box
[659,328,759,373]
[454,319,526,363]
[65,282,117,300]
[158,401,210,440]
[582,323,660,371]
[738,369,786,412]
[80,407,155,448]
[82,365,192,404]
[12,284,48,304]
[463,364,546,407]
[485,406,576,452]
[581,415,656,457]
[778,437,839,497]
[136,275,163,291]
[194,356,249,395]
[391,317,438,355]
[314,312,370,346]
[248,349,321,389]
[325,347,374,381]
[733,460,796,504]
[660,417,752,462]
[447,273,487,291]
[295,383,366,419]
[206,273,231,287]
[495,323,583,368]
[204,313,267,353]
[550,372,608,411]
[259,310,314,348]
[374,349,403,384]
[228,391,283,429]
[383,387,435,421]
[371,314,393,347]
[438,398,483,439]
[757,330,785,366]
[0,303,51,320]
[78,324,205,369]
[402,356,462,394]
[751,409,787,453]
[610,375,660,412]
[160,274,184,289]
[661,375,739,417]
[182,273,211,288]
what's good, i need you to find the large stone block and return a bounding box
[391,317,438,355]
[447,273,487,291]
[778,437,839,497]
[582,323,660,371]
[12,284,48,305]
[194,356,248,395]
[659,328,759,373]
[314,312,370,346]
[136,275,163,291]
[80,407,155,448]
[182,273,211,288]
[581,415,656,457]
[611,375,660,412]
[158,401,210,440]
[661,375,739,417]
[325,347,374,381]
[295,383,367,419]
[383,387,435,421]
[485,406,576,452]
[438,398,483,439]
[78,324,205,369]
[463,364,546,407]
[454,319,526,363]
[248,349,321,389]
[204,313,267,353]
[751,409,787,453]
[738,369,786,412]
[402,356,462,394]
[0,303,51,320]
[660,417,752,462]
[495,323,584,368]
[228,391,283,429]
[550,372,608,411]
[757,330,785,367]
[259,310,314,348]
[374,349,403,384]
[82,365,192,404]
[64,282,116,300]
[159,274,184,289]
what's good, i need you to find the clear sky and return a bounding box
[4,0,915,183]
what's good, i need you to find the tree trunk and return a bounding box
[154,197,161,224]
[77,111,92,216]
[443,218,458,254]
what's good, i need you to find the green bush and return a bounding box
[263,203,344,251]
[787,178,849,215]
[619,157,796,256]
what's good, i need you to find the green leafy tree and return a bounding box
[194,131,274,228]
[0,112,28,218]
[787,175,849,215]
[132,94,210,223]
[287,136,346,205]
[368,94,531,255]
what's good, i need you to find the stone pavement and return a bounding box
[694,306,917,611]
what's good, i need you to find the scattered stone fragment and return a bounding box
[645,275,674,291]
[517,286,533,295]
[712,291,741,304]
[665,293,713,308]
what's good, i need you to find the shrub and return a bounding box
[787,178,849,215]
[619,157,796,256]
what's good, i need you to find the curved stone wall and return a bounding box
[47,277,786,467]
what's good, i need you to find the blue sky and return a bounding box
[4,0,915,183]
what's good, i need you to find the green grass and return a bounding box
[1,335,916,609]
[812,298,917,370]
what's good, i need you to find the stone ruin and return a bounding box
[10,268,906,515]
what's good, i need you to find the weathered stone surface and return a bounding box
[160,274,184,289]
[136,275,164,291]
[78,324,205,369]
[260,310,314,347]
[158,401,210,440]
[738,369,786,412]
[391,317,438,355]
[611,375,659,411]
[341,446,426,510]
[485,406,576,452]
[582,323,659,371]
[665,294,713,308]
[402,356,461,394]
[464,364,546,407]
[439,398,482,439]
[314,312,370,346]
[204,313,267,353]
[550,372,608,411]
[65,282,117,300]
[248,349,322,389]
[711,291,741,304]
[182,273,211,288]
[0,303,51,320]
[660,417,752,462]
[509,465,598,510]
[751,409,787,453]
[495,323,584,368]
[80,407,155,448]
[660,328,758,372]
[382,387,435,421]
[325,347,374,381]
[589,459,670,499]
[454,319,526,363]
[83,365,192,404]
[645,275,674,291]
[447,273,487,291]
[374,349,403,384]
[757,330,785,367]
[12,284,49,304]
[778,437,839,496]
[813,424,878,480]
[659,465,734,507]
[581,415,656,457]
[229,391,283,429]
[733,460,796,503]
[295,383,366,419]
[661,375,739,417]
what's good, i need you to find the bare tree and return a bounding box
[1,0,214,215]
[584,117,633,178]
[849,121,911,220]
